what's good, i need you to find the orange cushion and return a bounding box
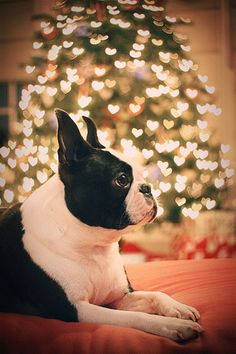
[0,259,236,354]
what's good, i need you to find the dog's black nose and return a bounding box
[139,183,152,196]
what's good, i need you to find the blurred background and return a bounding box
[0,0,235,262]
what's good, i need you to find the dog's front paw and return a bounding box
[143,314,203,341]
[163,317,203,342]
[155,292,200,322]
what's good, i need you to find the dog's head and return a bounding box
[55,109,157,230]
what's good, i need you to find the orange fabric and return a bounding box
[0,259,236,354]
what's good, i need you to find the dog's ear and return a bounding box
[55,109,92,164]
[82,116,105,149]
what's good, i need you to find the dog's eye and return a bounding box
[114,173,130,188]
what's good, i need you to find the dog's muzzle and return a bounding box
[139,183,158,222]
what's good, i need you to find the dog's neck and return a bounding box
[21,174,128,254]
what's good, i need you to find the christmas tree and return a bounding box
[0,0,234,223]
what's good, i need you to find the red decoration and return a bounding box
[94,1,106,21]
[102,107,121,122]
[173,234,236,260]
[41,25,58,40]
[121,241,174,261]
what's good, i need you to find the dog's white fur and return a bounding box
[21,161,202,340]
[22,174,129,305]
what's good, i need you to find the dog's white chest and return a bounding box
[81,249,128,305]
[23,233,128,307]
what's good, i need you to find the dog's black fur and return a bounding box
[0,111,202,342]
[0,111,138,318]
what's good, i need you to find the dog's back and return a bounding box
[0,203,78,321]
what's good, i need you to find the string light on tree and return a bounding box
[0,0,234,223]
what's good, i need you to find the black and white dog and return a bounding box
[0,110,203,341]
